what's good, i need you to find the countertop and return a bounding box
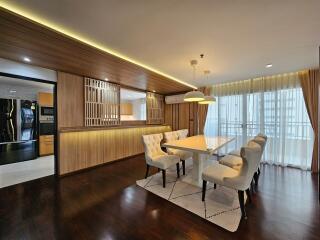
[59,124,170,133]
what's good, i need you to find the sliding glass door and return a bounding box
[205,87,313,170]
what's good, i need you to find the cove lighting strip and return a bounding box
[0,2,197,89]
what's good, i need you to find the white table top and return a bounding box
[163,135,235,155]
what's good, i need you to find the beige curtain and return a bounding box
[198,87,211,134]
[211,72,301,97]
[299,69,319,173]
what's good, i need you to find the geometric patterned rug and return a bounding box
[136,159,246,232]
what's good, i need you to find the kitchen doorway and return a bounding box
[0,72,57,188]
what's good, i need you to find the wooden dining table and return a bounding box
[163,135,235,187]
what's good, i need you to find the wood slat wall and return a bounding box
[0,8,193,94]
[146,92,164,124]
[164,103,198,136]
[59,125,171,175]
[57,71,84,129]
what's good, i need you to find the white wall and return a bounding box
[132,98,146,120]
[0,58,57,82]
[0,83,53,101]
[120,98,146,121]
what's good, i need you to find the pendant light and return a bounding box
[199,70,216,104]
[184,60,205,102]
[198,95,216,104]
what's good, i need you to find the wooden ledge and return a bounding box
[59,124,170,133]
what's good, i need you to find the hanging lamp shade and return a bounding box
[184,90,205,102]
[198,95,216,104]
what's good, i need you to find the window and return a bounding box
[205,87,313,170]
[120,88,146,121]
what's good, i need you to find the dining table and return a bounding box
[163,135,235,187]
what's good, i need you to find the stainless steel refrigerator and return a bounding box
[0,98,38,165]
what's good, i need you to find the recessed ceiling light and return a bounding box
[266,64,273,68]
[23,57,31,62]
[104,77,109,81]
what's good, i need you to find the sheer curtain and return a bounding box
[205,71,314,170]
[205,95,244,155]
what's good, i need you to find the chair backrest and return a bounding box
[236,141,262,190]
[142,133,165,164]
[163,131,179,143]
[257,133,267,140]
[177,129,188,139]
[253,136,267,153]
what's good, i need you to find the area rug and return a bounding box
[136,159,246,232]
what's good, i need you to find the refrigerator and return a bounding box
[0,98,38,165]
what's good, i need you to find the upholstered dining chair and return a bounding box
[251,135,267,184]
[229,133,267,157]
[163,130,193,175]
[221,136,267,187]
[177,129,189,139]
[202,141,262,219]
[142,133,180,188]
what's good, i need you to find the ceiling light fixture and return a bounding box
[198,70,216,105]
[198,95,216,104]
[104,77,109,81]
[0,2,197,90]
[23,57,31,62]
[266,64,273,68]
[9,90,17,93]
[152,90,156,93]
[184,60,205,102]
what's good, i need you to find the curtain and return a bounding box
[205,94,244,155]
[211,72,300,97]
[299,69,319,173]
[205,70,314,170]
[198,87,211,134]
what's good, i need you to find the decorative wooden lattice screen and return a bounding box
[146,92,164,124]
[84,78,120,126]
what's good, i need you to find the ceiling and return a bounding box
[0,0,319,87]
[0,75,53,92]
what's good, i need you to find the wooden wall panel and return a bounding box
[59,125,171,175]
[164,103,198,136]
[57,71,84,129]
[0,8,193,94]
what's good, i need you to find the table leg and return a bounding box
[181,152,208,187]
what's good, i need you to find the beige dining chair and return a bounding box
[142,133,180,188]
[163,130,193,175]
[202,141,262,219]
[177,129,189,139]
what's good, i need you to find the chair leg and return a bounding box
[162,169,166,188]
[182,160,186,175]
[251,180,256,194]
[238,190,247,219]
[214,183,217,189]
[253,172,259,186]
[202,180,207,201]
[176,163,180,178]
[257,167,261,176]
[145,165,150,179]
[245,188,252,203]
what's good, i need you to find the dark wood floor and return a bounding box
[0,155,319,240]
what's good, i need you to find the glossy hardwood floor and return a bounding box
[0,155,319,240]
